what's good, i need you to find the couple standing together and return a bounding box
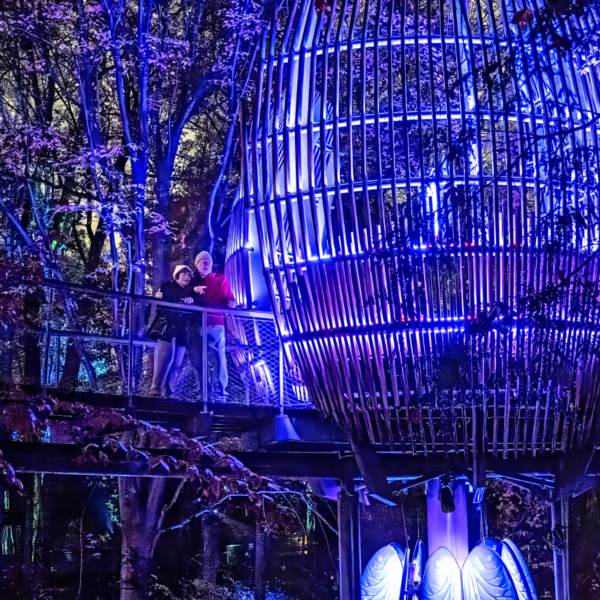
[149,251,236,401]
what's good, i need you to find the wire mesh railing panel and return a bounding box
[0,282,313,410]
[282,343,312,408]
[0,331,44,389]
[225,314,280,405]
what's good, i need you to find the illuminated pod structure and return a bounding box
[233,0,600,456]
[360,538,538,600]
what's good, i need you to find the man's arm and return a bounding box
[221,277,236,308]
[189,276,204,303]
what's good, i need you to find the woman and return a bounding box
[148,265,193,397]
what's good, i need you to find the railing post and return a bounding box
[54,334,60,386]
[127,296,134,405]
[42,320,50,392]
[245,360,250,406]
[202,310,208,412]
[279,340,284,415]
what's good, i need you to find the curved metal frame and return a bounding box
[239,0,600,450]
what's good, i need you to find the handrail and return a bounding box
[47,329,155,345]
[43,278,275,320]
[30,278,308,411]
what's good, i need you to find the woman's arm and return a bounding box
[160,281,179,302]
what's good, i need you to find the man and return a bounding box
[188,251,236,401]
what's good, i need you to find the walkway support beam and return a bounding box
[552,494,571,600]
[338,490,361,600]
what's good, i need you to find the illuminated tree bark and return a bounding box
[118,477,166,600]
[201,513,220,584]
[255,521,267,600]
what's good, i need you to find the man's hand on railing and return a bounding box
[228,299,237,308]
[155,290,163,299]
[183,297,193,304]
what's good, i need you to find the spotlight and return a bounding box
[439,476,455,513]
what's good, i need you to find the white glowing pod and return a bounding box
[462,544,518,600]
[360,543,405,600]
[501,539,538,600]
[421,547,462,600]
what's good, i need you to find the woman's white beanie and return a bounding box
[173,265,192,280]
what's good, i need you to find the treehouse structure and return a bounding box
[230,0,600,458]
[226,0,600,596]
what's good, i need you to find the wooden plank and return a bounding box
[462,404,469,458]
[522,400,530,456]
[441,405,449,458]
[407,403,416,456]
[560,403,570,453]
[531,399,541,457]
[493,391,499,457]
[428,407,437,455]
[514,404,521,459]
[570,361,584,450]
[541,386,552,454]
[451,398,459,456]
[418,406,428,458]
[472,402,479,461]
[551,408,561,454]
[503,387,511,459]
[482,396,488,456]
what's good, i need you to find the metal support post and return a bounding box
[245,362,250,406]
[54,335,60,386]
[202,311,208,412]
[127,297,134,405]
[552,494,571,600]
[42,320,50,392]
[338,490,361,600]
[279,340,284,415]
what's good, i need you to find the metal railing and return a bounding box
[0,280,311,411]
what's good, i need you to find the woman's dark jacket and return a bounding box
[150,280,192,345]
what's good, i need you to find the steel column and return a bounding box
[338,491,361,600]
[552,495,571,600]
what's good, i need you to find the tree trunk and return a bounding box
[201,513,220,584]
[23,294,42,385]
[19,475,42,595]
[153,156,175,291]
[21,475,34,584]
[255,521,267,600]
[118,477,166,600]
[23,333,42,386]
[60,341,81,388]
[59,225,106,389]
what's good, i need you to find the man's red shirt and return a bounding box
[190,271,235,326]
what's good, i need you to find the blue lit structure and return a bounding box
[420,547,462,600]
[362,538,538,600]
[230,0,600,454]
[360,543,405,600]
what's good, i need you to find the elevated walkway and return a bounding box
[0,279,311,410]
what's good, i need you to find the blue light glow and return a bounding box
[421,547,462,600]
[501,539,539,600]
[418,540,538,600]
[360,544,405,600]
[462,545,518,600]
